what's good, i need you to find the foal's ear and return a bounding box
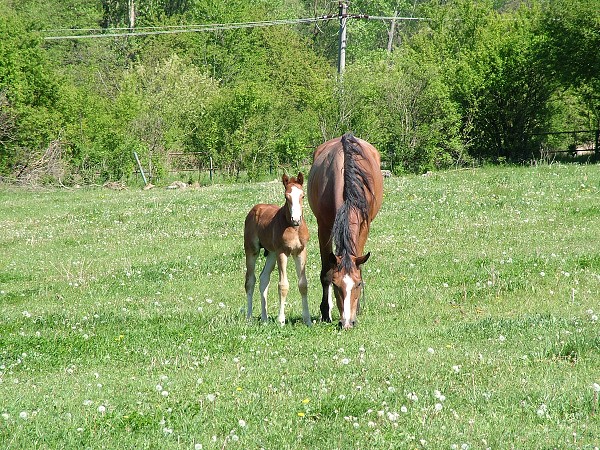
[296,172,304,185]
[355,252,370,267]
[282,174,289,186]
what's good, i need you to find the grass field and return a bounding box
[1,163,600,449]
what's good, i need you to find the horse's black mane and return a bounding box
[331,132,372,272]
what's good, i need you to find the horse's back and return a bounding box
[308,135,383,226]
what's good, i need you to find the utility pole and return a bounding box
[387,10,398,53]
[128,0,135,31]
[337,1,348,77]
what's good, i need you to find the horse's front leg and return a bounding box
[318,227,333,322]
[259,252,277,322]
[276,252,289,325]
[293,249,311,326]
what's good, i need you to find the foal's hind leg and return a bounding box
[276,252,289,325]
[294,249,312,326]
[245,248,259,320]
[259,251,277,322]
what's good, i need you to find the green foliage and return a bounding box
[1,0,599,183]
[343,50,465,173]
[538,0,600,124]
[0,11,64,177]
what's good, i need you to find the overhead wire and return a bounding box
[42,14,429,41]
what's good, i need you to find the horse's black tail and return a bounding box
[331,133,372,270]
[341,132,370,221]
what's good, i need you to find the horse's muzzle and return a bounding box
[339,319,356,330]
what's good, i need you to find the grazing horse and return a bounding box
[308,133,383,329]
[244,173,311,326]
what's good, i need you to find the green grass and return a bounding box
[1,164,600,449]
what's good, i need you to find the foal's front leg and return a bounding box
[259,252,277,322]
[276,252,289,325]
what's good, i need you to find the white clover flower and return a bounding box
[400,405,408,413]
[592,383,600,392]
[452,365,461,373]
[238,419,246,427]
[194,444,203,450]
[156,384,163,391]
[427,347,435,355]
[536,403,548,418]
[206,394,216,402]
[161,390,169,397]
[341,358,350,365]
[19,411,28,420]
[434,403,443,412]
[98,405,106,414]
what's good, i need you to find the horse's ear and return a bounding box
[282,174,289,186]
[328,253,338,269]
[355,252,370,267]
[297,172,304,185]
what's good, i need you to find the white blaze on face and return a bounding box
[342,274,355,324]
[289,186,303,224]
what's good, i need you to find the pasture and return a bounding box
[1,164,600,449]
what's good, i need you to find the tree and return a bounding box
[539,0,600,126]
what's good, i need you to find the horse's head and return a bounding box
[282,172,304,227]
[329,252,370,329]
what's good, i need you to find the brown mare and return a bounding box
[308,133,383,329]
[244,173,312,326]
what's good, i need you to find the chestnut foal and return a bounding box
[244,173,311,326]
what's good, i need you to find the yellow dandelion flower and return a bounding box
[302,398,310,404]
[236,387,243,392]
[297,412,305,417]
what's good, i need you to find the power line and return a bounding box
[43,15,337,40]
[42,14,429,41]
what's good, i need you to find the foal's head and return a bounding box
[329,252,370,330]
[282,172,305,227]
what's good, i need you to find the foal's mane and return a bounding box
[331,133,372,271]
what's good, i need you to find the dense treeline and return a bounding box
[0,0,598,184]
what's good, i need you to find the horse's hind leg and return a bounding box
[294,249,311,326]
[259,251,277,322]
